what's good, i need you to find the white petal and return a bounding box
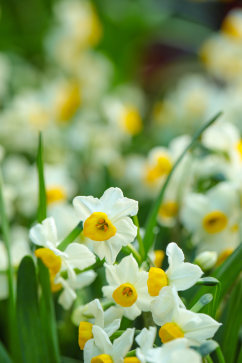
[93,241,119,265]
[29,217,58,247]
[100,187,138,221]
[58,285,76,310]
[182,312,221,343]
[71,270,97,289]
[64,243,96,270]
[166,242,184,267]
[104,306,123,327]
[136,327,157,351]
[170,348,202,363]
[87,299,104,327]
[122,304,141,320]
[104,319,121,337]
[112,217,137,246]
[92,325,112,354]
[112,328,135,359]
[151,286,179,325]
[84,339,101,363]
[73,195,102,221]
[181,194,210,232]
[167,262,203,291]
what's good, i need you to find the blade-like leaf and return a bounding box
[143,112,222,257]
[58,222,83,251]
[38,260,60,363]
[0,342,12,363]
[219,279,242,363]
[37,133,47,223]
[17,256,47,363]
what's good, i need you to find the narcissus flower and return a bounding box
[84,325,134,363]
[181,182,240,254]
[102,254,152,319]
[77,298,122,350]
[30,217,96,284]
[73,187,138,264]
[146,338,202,363]
[147,242,202,297]
[151,287,221,345]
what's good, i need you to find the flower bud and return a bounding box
[195,251,217,271]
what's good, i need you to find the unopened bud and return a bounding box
[195,251,217,271]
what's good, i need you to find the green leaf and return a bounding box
[219,279,242,363]
[0,173,16,358]
[38,260,60,363]
[142,112,222,257]
[37,133,47,223]
[17,256,47,363]
[189,244,242,312]
[0,342,12,363]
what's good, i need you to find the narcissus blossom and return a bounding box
[147,242,202,297]
[151,287,221,345]
[146,338,202,363]
[30,217,96,292]
[102,254,152,319]
[73,187,138,264]
[84,325,134,363]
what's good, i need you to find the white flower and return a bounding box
[102,254,152,320]
[151,286,221,345]
[76,298,123,350]
[136,327,157,363]
[147,242,203,297]
[180,182,240,253]
[30,217,96,280]
[147,338,202,363]
[73,187,138,264]
[84,325,134,363]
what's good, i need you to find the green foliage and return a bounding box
[0,342,12,363]
[37,133,47,223]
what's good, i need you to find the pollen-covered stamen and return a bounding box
[96,218,109,231]
[83,212,117,241]
[91,354,113,363]
[112,283,138,307]
[159,322,184,343]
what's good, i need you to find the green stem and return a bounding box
[122,244,142,265]
[215,346,226,363]
[58,222,83,251]
[205,355,214,363]
[143,112,222,257]
[133,215,145,259]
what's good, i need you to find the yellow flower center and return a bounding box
[216,248,234,267]
[56,82,81,122]
[78,321,93,350]
[156,155,172,176]
[159,201,178,219]
[124,358,141,363]
[147,267,168,296]
[202,211,228,234]
[46,187,67,205]
[144,155,172,186]
[159,322,184,343]
[83,212,117,241]
[112,283,137,307]
[91,354,113,363]
[153,250,165,268]
[120,106,143,135]
[236,139,242,161]
[35,248,62,292]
